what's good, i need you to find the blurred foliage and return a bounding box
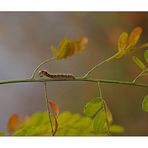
[142,95,148,112]
[3,111,124,136]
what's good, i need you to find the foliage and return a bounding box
[51,37,88,60]
[4,112,123,136]
[116,27,148,58]
[0,26,148,136]
[84,97,113,134]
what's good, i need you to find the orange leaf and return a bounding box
[49,100,60,116]
[118,32,128,51]
[127,26,143,48]
[7,114,20,134]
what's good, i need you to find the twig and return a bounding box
[31,57,55,79]
[0,77,147,88]
[132,70,146,83]
[83,53,118,78]
[43,82,54,136]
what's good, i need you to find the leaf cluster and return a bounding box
[2,111,124,136]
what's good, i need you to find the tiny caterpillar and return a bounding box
[39,70,75,80]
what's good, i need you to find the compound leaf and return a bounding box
[51,37,88,60]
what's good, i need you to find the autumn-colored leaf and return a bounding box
[7,114,20,134]
[116,27,143,58]
[118,32,128,51]
[51,37,88,60]
[127,26,143,49]
[49,100,60,115]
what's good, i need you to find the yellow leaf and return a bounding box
[127,26,143,49]
[50,46,57,57]
[56,38,70,59]
[7,114,20,134]
[118,32,128,51]
[52,37,88,60]
[104,101,112,124]
[115,27,143,58]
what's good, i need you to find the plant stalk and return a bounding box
[0,77,147,88]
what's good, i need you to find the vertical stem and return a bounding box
[43,82,54,136]
[97,82,110,135]
[97,82,103,98]
[103,101,111,135]
[31,57,56,79]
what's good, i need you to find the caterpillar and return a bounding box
[39,70,75,80]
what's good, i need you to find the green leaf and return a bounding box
[118,32,128,51]
[139,43,148,49]
[0,132,4,136]
[93,109,106,132]
[132,56,146,70]
[28,112,45,126]
[144,50,148,63]
[142,95,148,112]
[110,125,124,133]
[84,98,104,117]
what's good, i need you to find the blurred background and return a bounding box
[0,12,148,135]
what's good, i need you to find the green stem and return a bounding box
[43,82,54,136]
[132,70,146,83]
[83,53,118,78]
[31,57,55,79]
[97,82,103,98]
[141,72,148,76]
[0,77,147,88]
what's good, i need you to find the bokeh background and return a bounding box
[0,12,148,135]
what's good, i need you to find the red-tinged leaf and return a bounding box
[127,26,143,48]
[118,32,128,51]
[7,114,20,134]
[49,100,60,115]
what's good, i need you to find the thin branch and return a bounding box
[83,53,118,78]
[0,77,147,88]
[31,57,55,79]
[132,70,146,83]
[43,82,54,136]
